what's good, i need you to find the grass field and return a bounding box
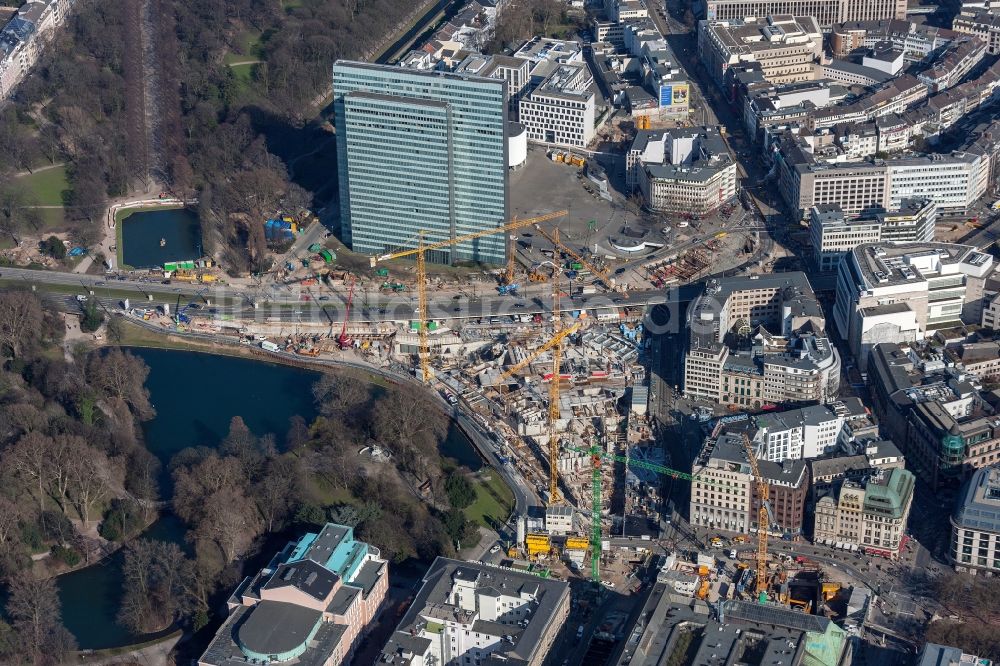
[466,470,515,529]
[230,62,256,86]
[14,164,69,206]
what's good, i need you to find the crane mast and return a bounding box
[548,240,563,505]
[368,211,569,383]
[741,433,770,597]
[416,233,430,383]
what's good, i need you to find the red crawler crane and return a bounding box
[336,279,356,349]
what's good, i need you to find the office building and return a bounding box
[982,285,1000,329]
[830,19,957,60]
[455,53,532,107]
[700,0,905,28]
[333,60,508,265]
[950,465,1000,575]
[684,273,840,407]
[627,126,737,214]
[699,16,823,88]
[867,342,1000,488]
[809,199,937,271]
[616,591,851,666]
[518,62,596,147]
[379,558,569,665]
[813,467,915,557]
[198,523,388,666]
[834,242,995,369]
[754,404,845,461]
[810,205,884,271]
[944,340,1000,383]
[691,433,808,537]
[918,643,996,666]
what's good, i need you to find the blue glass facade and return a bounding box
[333,61,509,264]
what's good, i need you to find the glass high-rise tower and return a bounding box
[333,61,509,264]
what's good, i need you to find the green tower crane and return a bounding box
[568,444,713,585]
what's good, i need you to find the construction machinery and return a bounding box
[534,225,613,288]
[368,210,568,382]
[492,322,582,389]
[740,433,772,600]
[567,442,729,584]
[336,279,356,350]
[174,287,209,329]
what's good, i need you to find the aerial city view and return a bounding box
[1,0,1000,663]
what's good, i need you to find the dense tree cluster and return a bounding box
[0,291,162,662]
[1,0,417,260]
[929,576,1000,660]
[486,0,579,53]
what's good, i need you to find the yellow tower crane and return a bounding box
[740,433,772,599]
[534,225,613,287]
[492,322,582,388]
[547,239,565,504]
[369,210,568,382]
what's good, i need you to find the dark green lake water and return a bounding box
[120,208,202,269]
[56,348,479,649]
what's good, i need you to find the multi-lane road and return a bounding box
[1,264,681,323]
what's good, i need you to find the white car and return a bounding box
[600,580,615,589]
[489,544,501,554]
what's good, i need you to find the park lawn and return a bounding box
[14,164,69,205]
[33,206,67,231]
[229,62,257,94]
[465,470,515,529]
[223,29,263,65]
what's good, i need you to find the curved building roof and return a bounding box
[237,600,321,659]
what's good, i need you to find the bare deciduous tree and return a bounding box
[0,291,44,361]
[6,575,76,664]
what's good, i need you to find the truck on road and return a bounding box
[260,341,280,352]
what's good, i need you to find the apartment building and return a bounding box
[700,0,905,28]
[333,61,508,265]
[950,465,1000,575]
[953,11,1000,54]
[754,404,846,461]
[834,242,995,369]
[0,0,73,98]
[699,15,823,88]
[518,62,596,147]
[813,467,915,558]
[627,126,737,214]
[830,19,957,59]
[684,273,840,407]
[379,558,570,665]
[199,523,388,666]
[917,36,987,93]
